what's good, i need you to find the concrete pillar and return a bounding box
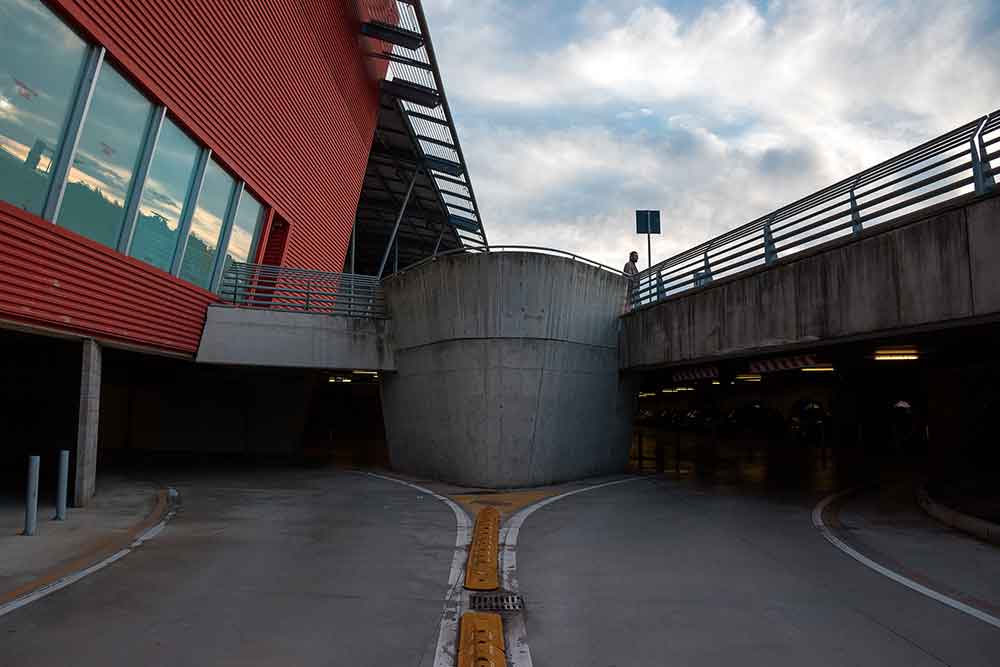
[74,338,101,507]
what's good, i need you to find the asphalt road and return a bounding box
[3,462,999,666]
[0,469,456,666]
[517,476,1000,666]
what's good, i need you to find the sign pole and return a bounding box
[647,229,652,270]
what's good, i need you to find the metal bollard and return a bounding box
[55,450,69,521]
[24,455,39,536]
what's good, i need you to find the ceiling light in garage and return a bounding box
[874,347,919,361]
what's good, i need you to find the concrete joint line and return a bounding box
[0,487,179,619]
[813,489,1000,630]
[498,476,644,667]
[394,336,619,355]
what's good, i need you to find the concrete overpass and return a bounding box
[620,193,1000,371]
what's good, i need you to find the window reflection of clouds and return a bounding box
[0,0,87,214]
[226,193,263,263]
[57,62,150,246]
[180,158,234,288]
[130,118,199,271]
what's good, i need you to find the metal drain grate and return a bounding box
[469,593,524,613]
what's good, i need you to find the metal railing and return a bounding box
[220,263,386,318]
[629,108,1000,310]
[394,244,627,278]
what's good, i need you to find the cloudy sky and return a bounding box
[422,0,1000,269]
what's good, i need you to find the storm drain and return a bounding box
[469,592,524,613]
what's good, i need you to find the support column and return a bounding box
[74,339,101,507]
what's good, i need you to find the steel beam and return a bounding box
[377,167,419,279]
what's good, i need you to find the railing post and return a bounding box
[763,217,777,264]
[972,136,995,196]
[305,279,312,312]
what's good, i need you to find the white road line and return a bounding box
[500,476,643,666]
[0,490,177,619]
[363,473,472,667]
[813,489,1000,630]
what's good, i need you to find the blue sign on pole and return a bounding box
[636,210,661,235]
[636,209,661,269]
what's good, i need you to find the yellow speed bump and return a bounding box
[458,611,505,667]
[465,507,500,591]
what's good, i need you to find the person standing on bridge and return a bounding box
[624,250,640,310]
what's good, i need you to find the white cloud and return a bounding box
[426,0,1000,268]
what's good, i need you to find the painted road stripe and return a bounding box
[363,473,472,667]
[0,489,177,618]
[499,476,643,666]
[813,489,1000,630]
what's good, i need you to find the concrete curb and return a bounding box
[0,486,178,611]
[918,486,1000,546]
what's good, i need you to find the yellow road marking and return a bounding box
[465,507,500,590]
[451,489,561,519]
[457,611,505,667]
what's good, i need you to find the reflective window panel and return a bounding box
[0,0,88,215]
[57,62,152,247]
[179,158,234,289]
[221,190,264,278]
[129,118,199,271]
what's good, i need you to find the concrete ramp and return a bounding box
[196,305,395,370]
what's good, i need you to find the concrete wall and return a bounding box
[196,306,394,370]
[622,195,1000,369]
[381,252,635,487]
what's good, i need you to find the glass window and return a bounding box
[56,62,152,247]
[0,0,89,215]
[221,190,264,277]
[179,158,234,289]
[129,118,199,271]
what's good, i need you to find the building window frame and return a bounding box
[169,147,211,276]
[209,181,245,293]
[117,105,167,253]
[41,45,105,223]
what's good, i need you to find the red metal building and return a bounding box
[0,0,487,503]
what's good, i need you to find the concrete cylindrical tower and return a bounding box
[381,251,635,488]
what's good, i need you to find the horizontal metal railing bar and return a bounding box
[220,287,383,298]
[222,262,387,317]
[221,291,386,306]
[639,115,990,281]
[225,269,381,284]
[224,304,388,318]
[769,195,851,237]
[629,110,998,310]
[852,150,970,203]
[769,160,972,248]
[220,278,382,292]
[226,298,386,311]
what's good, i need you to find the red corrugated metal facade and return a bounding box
[49,0,386,272]
[0,1,389,353]
[0,202,218,354]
